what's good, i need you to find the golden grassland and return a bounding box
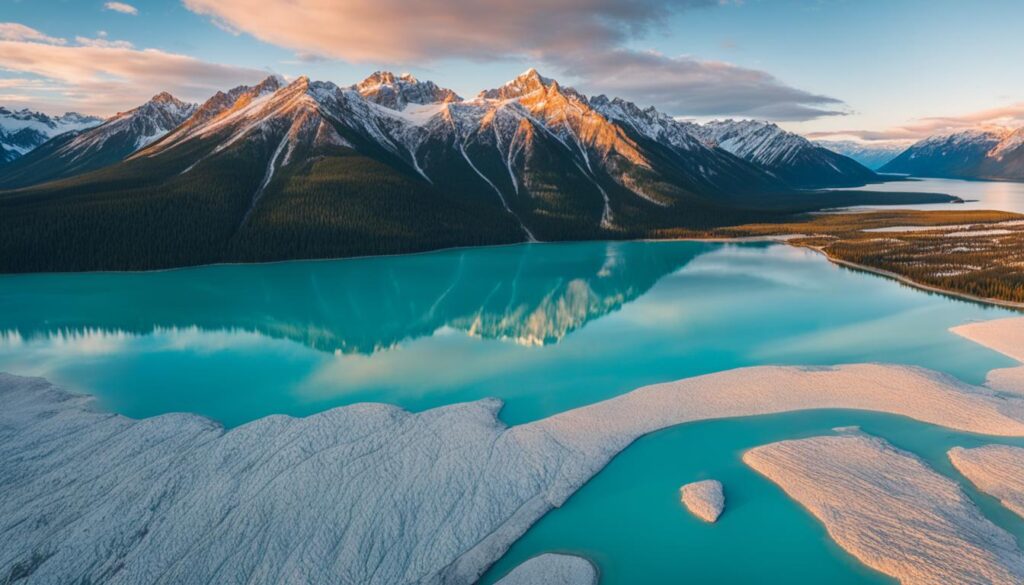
[656,210,1024,307]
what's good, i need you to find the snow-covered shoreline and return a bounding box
[3,319,1024,583]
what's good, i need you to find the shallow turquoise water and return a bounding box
[0,240,1021,583]
[0,241,1014,427]
[481,411,1024,584]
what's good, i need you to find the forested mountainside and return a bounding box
[0,70,956,273]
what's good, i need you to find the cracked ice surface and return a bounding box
[951,318,1024,394]
[494,554,597,585]
[745,434,1024,585]
[4,317,1024,583]
[950,444,1024,519]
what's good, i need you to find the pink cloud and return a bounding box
[808,103,1024,142]
[0,24,267,115]
[183,0,844,120]
[104,2,139,15]
[0,23,66,45]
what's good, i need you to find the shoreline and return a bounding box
[798,244,1024,311]
[2,230,1020,315]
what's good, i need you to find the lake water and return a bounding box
[839,175,1024,213]
[1,239,1021,583]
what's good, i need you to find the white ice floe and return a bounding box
[745,434,1024,585]
[3,318,1024,583]
[949,444,1024,519]
[3,360,1024,584]
[951,317,1024,394]
[680,480,724,523]
[494,554,598,585]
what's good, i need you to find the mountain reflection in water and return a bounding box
[0,242,704,354]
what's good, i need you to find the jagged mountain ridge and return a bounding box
[881,128,1024,181]
[0,69,958,272]
[0,107,102,164]
[0,93,197,187]
[355,71,461,110]
[132,69,793,236]
[688,119,881,188]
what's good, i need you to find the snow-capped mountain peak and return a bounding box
[53,91,197,160]
[0,107,103,163]
[989,127,1024,160]
[589,95,704,152]
[882,126,1024,180]
[685,118,879,187]
[692,119,813,166]
[354,71,461,111]
[478,68,567,101]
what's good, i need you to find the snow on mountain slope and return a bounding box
[0,107,102,163]
[989,127,1024,160]
[67,92,197,153]
[880,128,1019,179]
[0,93,196,187]
[690,119,880,188]
[589,95,703,152]
[5,69,858,242]
[354,71,460,110]
[815,140,908,170]
[128,69,789,239]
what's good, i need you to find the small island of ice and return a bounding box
[680,480,724,523]
[949,444,1024,519]
[495,554,598,585]
[744,434,1024,585]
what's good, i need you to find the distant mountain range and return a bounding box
[0,94,197,187]
[0,107,101,164]
[881,128,1024,181]
[0,69,954,272]
[815,140,907,170]
[684,120,881,188]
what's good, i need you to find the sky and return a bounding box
[2,0,1023,144]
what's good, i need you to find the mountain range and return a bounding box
[685,120,882,188]
[0,107,101,164]
[881,128,1024,181]
[0,69,954,272]
[815,140,908,170]
[0,93,197,187]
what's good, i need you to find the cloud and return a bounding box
[0,22,66,45]
[183,0,844,120]
[808,102,1024,142]
[559,49,846,121]
[104,2,139,15]
[0,23,268,115]
[75,35,134,49]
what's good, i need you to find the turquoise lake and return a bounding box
[1,240,1022,583]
